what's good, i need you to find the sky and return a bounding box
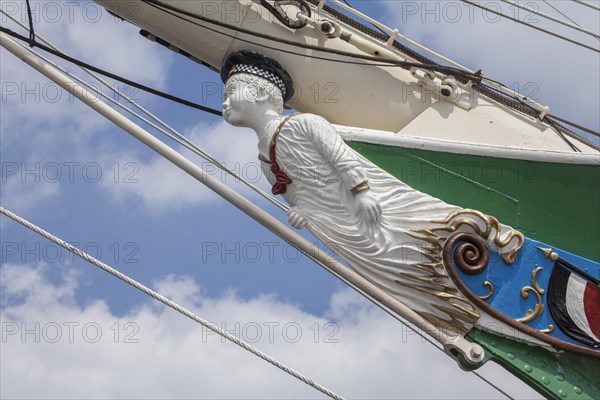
[1,0,598,399]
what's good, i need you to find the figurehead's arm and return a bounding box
[298,114,369,194]
[297,114,381,230]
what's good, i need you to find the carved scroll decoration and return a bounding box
[431,209,525,264]
[479,281,494,300]
[443,232,489,275]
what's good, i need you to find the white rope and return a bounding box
[0,27,444,366]
[0,14,443,364]
[542,1,586,31]
[0,12,461,355]
[5,32,289,213]
[2,46,514,400]
[0,206,344,400]
[0,44,517,400]
[499,0,600,39]
[460,0,599,53]
[0,9,288,212]
[572,0,600,12]
[0,13,515,398]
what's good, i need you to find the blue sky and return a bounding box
[1,1,598,398]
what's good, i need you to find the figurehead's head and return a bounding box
[221,51,293,126]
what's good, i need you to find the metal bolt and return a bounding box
[320,22,332,33]
[470,346,483,358]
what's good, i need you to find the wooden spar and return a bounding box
[0,31,485,368]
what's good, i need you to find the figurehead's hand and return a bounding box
[287,207,307,230]
[354,190,382,237]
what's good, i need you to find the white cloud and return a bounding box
[100,120,272,211]
[0,169,60,214]
[61,3,171,89]
[1,0,171,131]
[0,5,588,397]
[1,1,264,214]
[0,263,541,399]
[1,0,174,212]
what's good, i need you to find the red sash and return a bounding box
[268,113,299,195]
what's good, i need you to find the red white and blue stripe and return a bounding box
[548,263,600,348]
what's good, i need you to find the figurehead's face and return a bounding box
[223,74,284,127]
[222,76,257,127]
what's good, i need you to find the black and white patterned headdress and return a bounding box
[221,51,294,102]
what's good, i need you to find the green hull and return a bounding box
[348,142,600,262]
[467,329,599,400]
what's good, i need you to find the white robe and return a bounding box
[260,113,479,332]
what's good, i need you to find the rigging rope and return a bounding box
[24,0,34,46]
[140,0,484,81]
[0,17,455,353]
[0,21,454,358]
[0,10,288,212]
[259,0,311,29]
[0,204,517,400]
[0,165,517,399]
[481,83,582,151]
[545,118,581,152]
[0,23,517,399]
[546,113,600,137]
[459,0,599,53]
[140,0,600,146]
[15,0,558,144]
[0,26,222,116]
[2,4,598,146]
[0,206,344,400]
[498,0,600,39]
[542,0,588,33]
[572,0,600,12]
[303,0,600,146]
[19,38,288,210]
[340,0,389,37]
[5,0,549,131]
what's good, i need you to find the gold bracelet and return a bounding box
[351,182,370,196]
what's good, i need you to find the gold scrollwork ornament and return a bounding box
[479,281,494,300]
[516,286,545,323]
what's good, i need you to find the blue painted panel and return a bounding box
[452,238,599,350]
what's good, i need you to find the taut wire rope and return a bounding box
[0,10,288,212]
[458,0,599,53]
[3,28,511,398]
[572,0,600,12]
[499,0,599,39]
[0,206,344,400]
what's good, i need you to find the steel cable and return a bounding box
[0,206,345,400]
